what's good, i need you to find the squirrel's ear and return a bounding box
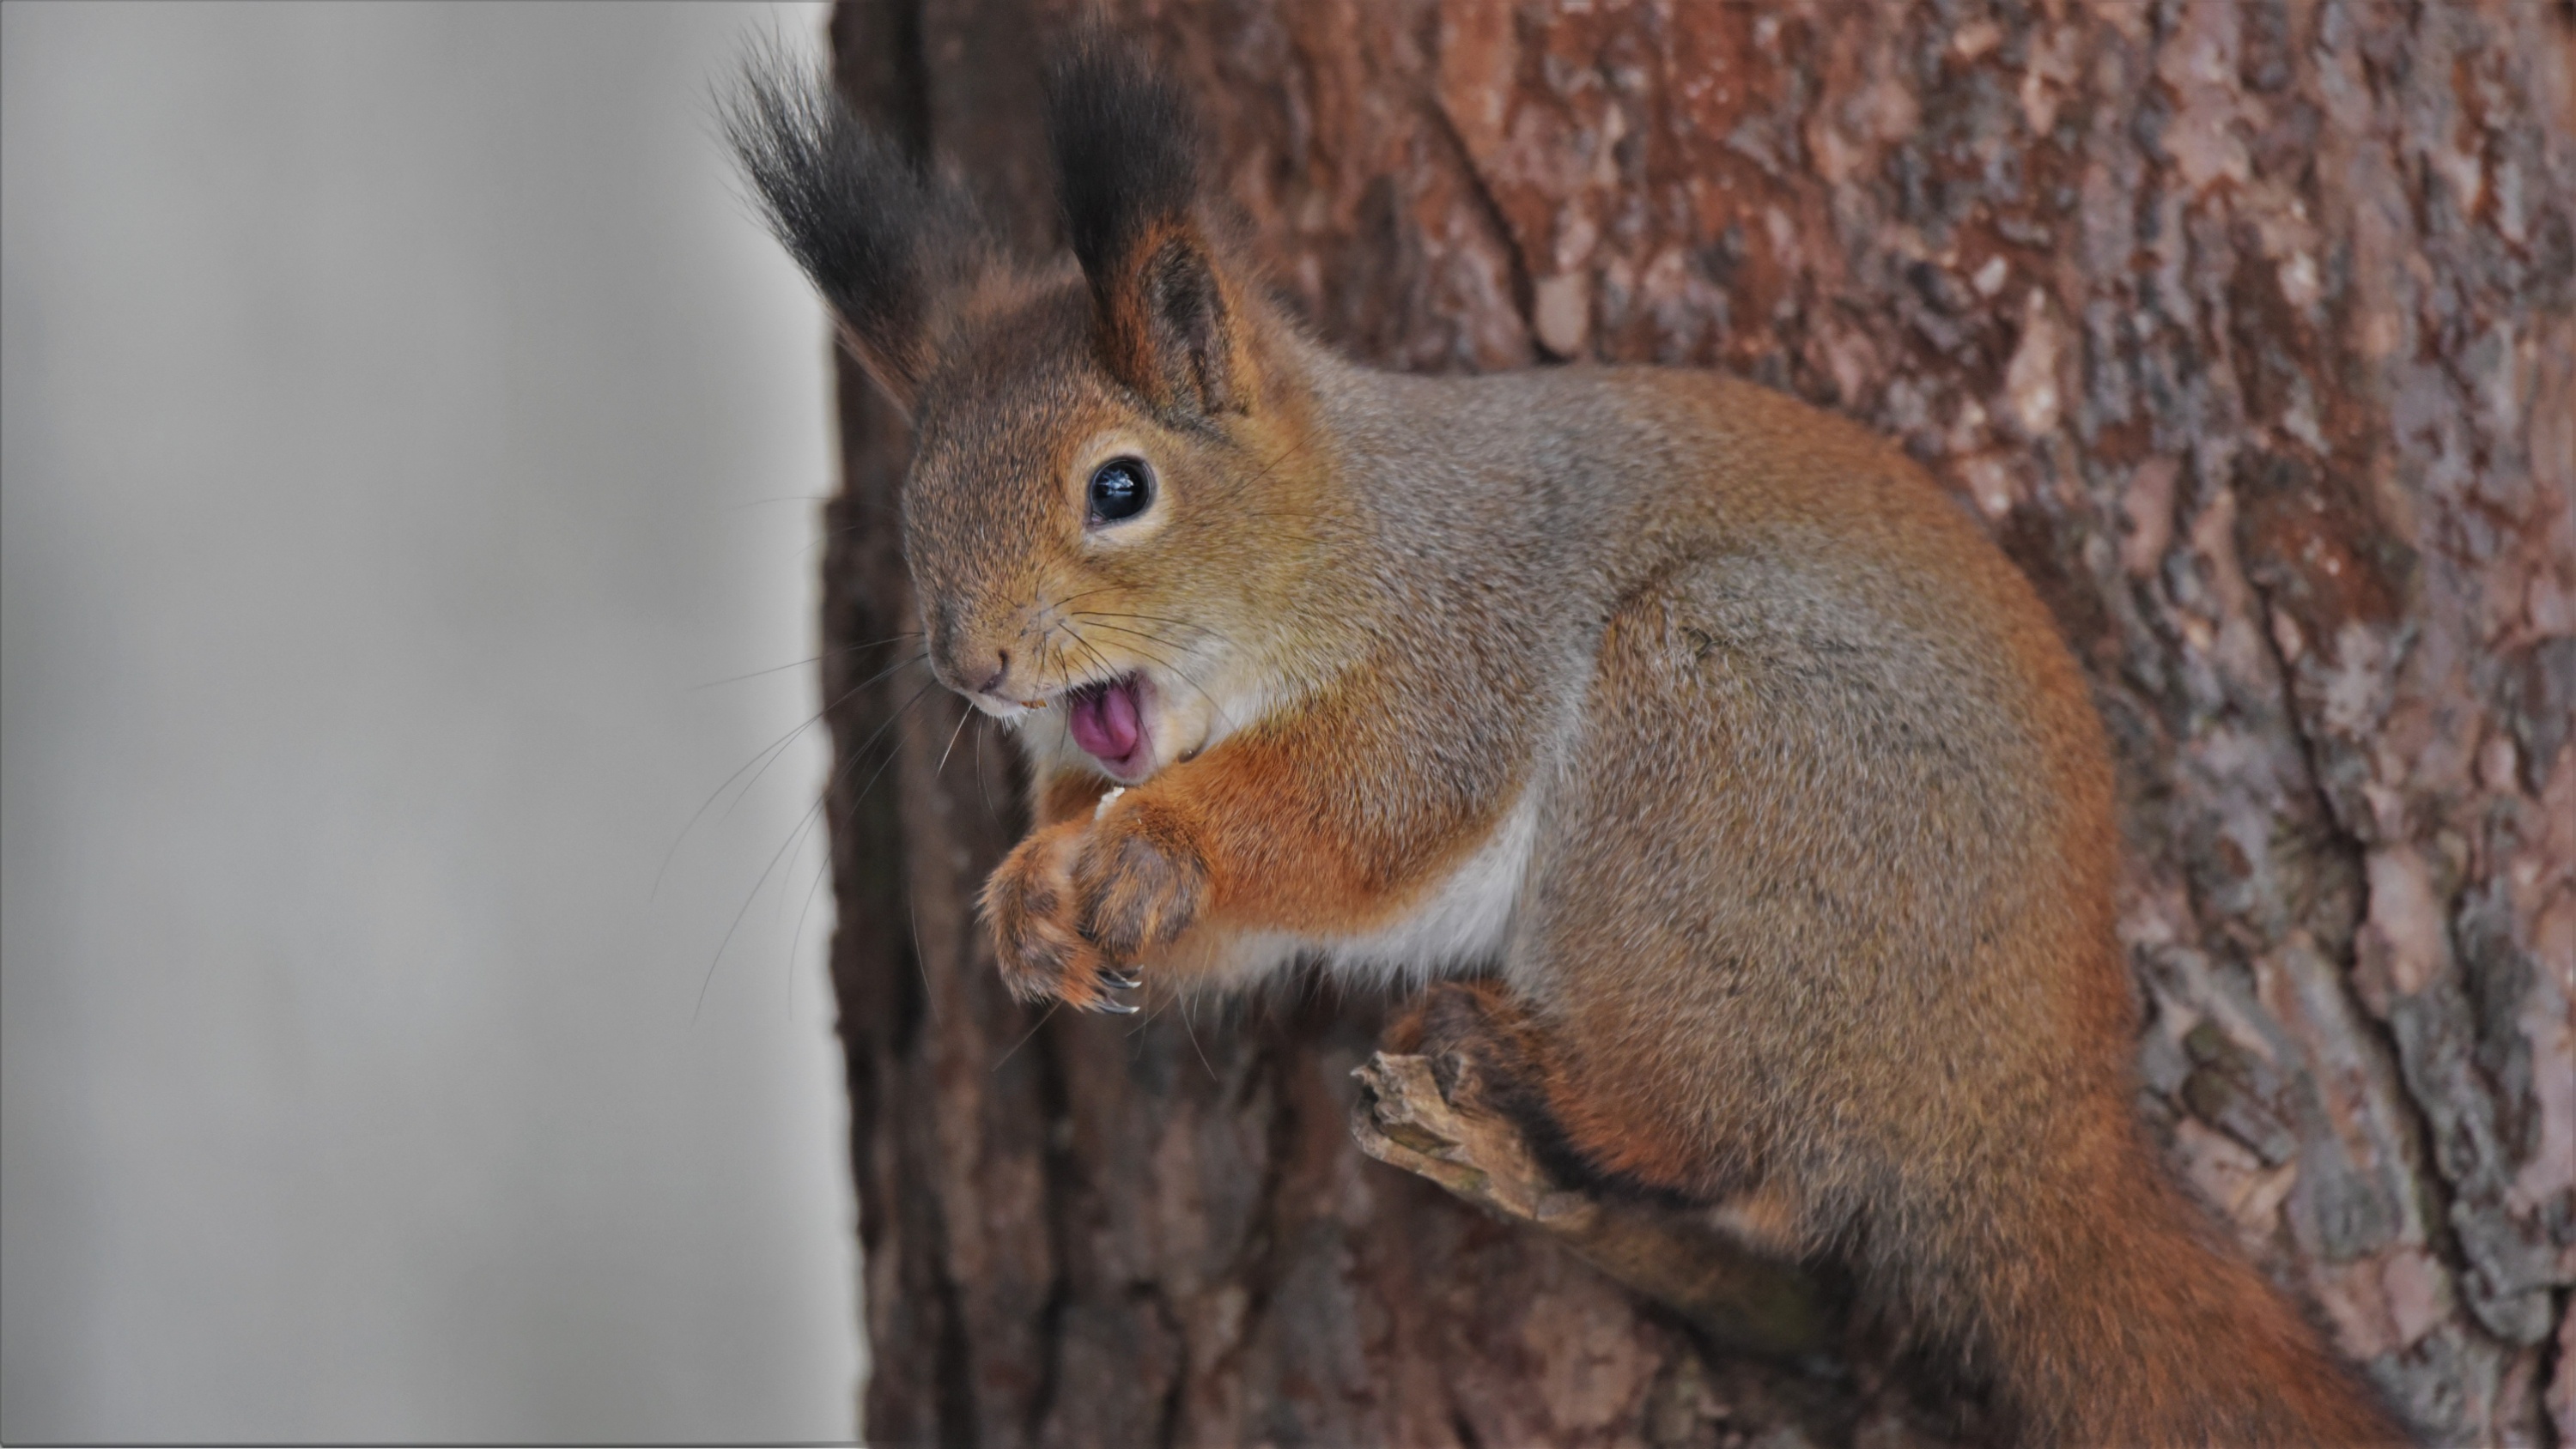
[1047,40,1248,419]
[725,57,991,416]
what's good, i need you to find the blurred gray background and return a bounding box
[1,3,866,1441]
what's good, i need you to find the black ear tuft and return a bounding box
[1046,38,1250,416]
[723,52,988,411]
[1046,37,1203,285]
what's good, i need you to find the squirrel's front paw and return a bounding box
[1070,797,1206,961]
[980,803,1206,1012]
[983,821,1127,1009]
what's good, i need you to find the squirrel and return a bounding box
[730,39,2409,1449]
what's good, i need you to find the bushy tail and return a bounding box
[1899,1132,2409,1447]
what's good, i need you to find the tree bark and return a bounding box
[816,2,2576,1443]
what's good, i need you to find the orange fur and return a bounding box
[1034,769,1115,828]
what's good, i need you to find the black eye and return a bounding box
[1087,457,1151,525]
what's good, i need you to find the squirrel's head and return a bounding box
[729,39,1325,784]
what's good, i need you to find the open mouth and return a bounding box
[1066,672,1152,778]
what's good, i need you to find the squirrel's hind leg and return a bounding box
[1387,979,1773,1216]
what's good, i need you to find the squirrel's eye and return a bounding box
[1087,457,1152,525]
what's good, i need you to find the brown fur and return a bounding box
[736,46,2409,1448]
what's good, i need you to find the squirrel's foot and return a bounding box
[981,802,1205,1012]
[1387,979,1555,1112]
[1393,979,1722,1203]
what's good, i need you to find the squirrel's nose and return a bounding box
[974,650,1010,698]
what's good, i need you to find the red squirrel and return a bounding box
[731,40,2409,1448]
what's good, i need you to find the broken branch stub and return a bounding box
[1352,1052,1832,1358]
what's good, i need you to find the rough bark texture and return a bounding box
[816,2,2576,1443]
[1348,1052,1837,1361]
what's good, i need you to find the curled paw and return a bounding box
[1070,797,1206,960]
[1385,979,1551,1109]
[981,821,1131,1011]
[979,801,1206,1012]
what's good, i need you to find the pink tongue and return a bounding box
[1068,678,1141,763]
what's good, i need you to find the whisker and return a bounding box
[907,890,935,1024]
[1068,622,1235,735]
[1074,620,1199,655]
[993,999,1061,1071]
[1058,628,1127,695]
[782,809,835,1016]
[835,674,948,824]
[723,646,928,819]
[696,674,940,1021]
[973,715,1001,826]
[690,632,921,692]
[1041,585,1129,614]
[1072,609,1216,628]
[1211,437,1313,504]
[933,697,975,777]
[657,717,818,901]
[787,801,844,1013]
[653,651,923,901]
[1070,610,1223,641]
[698,805,822,1023]
[1178,990,1218,1083]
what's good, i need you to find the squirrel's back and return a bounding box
[1371,359,2402,1446]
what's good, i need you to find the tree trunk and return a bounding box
[815,2,2576,1443]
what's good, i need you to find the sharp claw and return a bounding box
[1101,970,1142,991]
[1097,997,1141,1016]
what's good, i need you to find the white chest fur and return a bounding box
[1226,789,1539,989]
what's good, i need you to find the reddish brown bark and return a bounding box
[816,2,2576,1442]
